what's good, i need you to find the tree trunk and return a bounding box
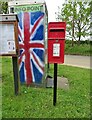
[72,18,74,47]
[78,35,81,45]
[71,2,75,47]
[77,19,81,46]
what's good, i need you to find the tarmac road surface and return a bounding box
[63,55,91,69]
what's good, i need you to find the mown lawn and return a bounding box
[1,57,91,118]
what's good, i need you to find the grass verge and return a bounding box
[1,57,91,118]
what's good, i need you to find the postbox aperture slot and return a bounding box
[50,28,65,32]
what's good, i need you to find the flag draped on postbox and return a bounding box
[18,11,45,85]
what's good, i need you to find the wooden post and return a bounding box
[12,56,19,95]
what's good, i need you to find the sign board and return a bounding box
[0,14,20,95]
[14,4,43,13]
[0,14,19,56]
[8,0,48,15]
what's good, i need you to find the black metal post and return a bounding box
[12,56,19,95]
[53,63,57,106]
[48,63,50,69]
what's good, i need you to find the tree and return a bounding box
[75,2,90,45]
[0,1,8,14]
[60,2,77,46]
[60,1,91,46]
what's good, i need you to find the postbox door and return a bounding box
[48,39,65,63]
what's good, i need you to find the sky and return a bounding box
[45,0,65,22]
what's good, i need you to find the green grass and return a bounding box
[1,57,91,118]
[65,40,92,56]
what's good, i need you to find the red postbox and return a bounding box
[48,22,66,64]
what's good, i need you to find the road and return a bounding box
[63,55,91,69]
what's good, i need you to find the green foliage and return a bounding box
[60,1,91,42]
[0,1,8,14]
[2,57,90,118]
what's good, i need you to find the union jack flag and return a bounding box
[18,11,45,85]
